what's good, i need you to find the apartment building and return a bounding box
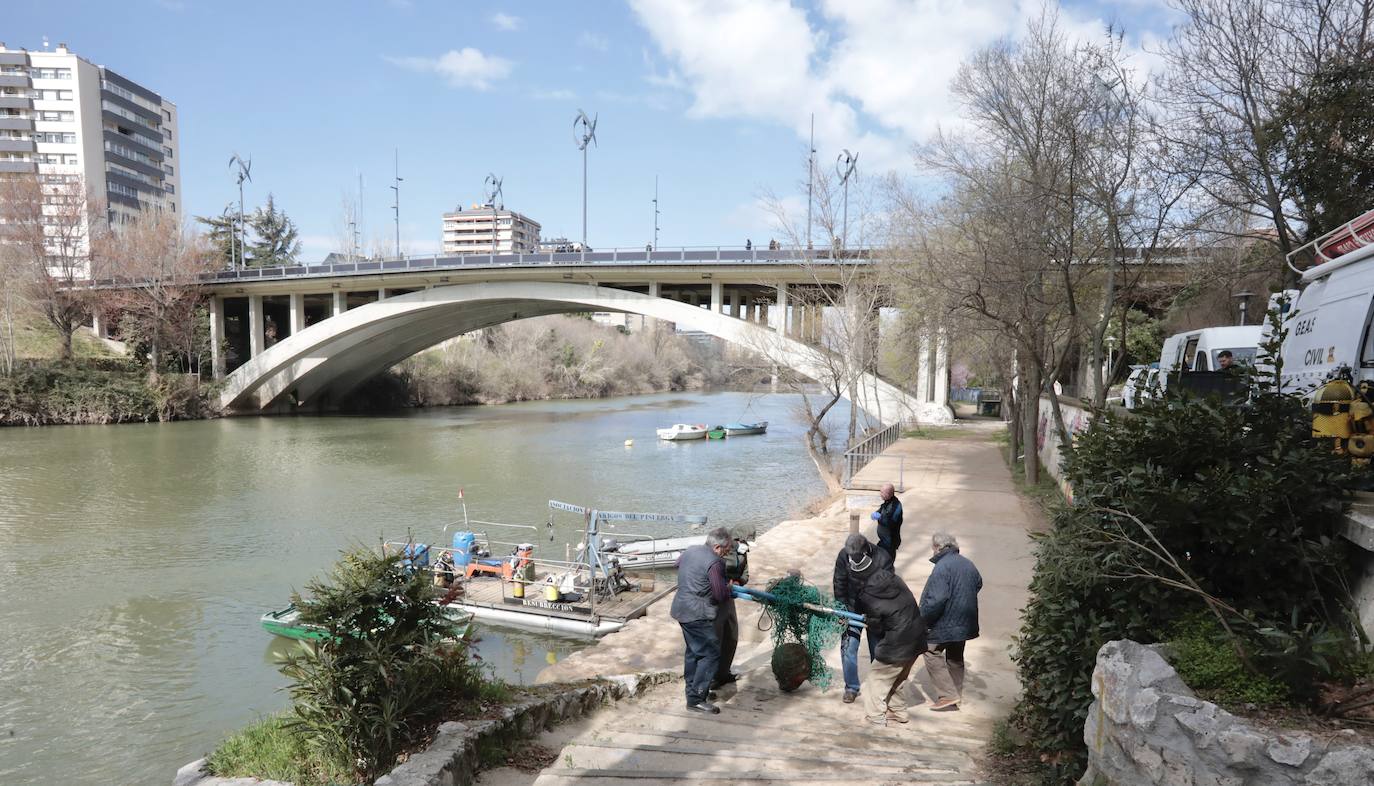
[0,42,182,225]
[441,205,541,255]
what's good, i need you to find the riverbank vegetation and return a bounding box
[1008,343,1371,782]
[207,549,507,785]
[343,315,746,410]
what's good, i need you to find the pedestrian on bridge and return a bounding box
[919,532,982,711]
[671,527,733,714]
[833,533,892,704]
[871,483,903,557]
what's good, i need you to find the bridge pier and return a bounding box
[209,296,225,380]
[710,281,723,314]
[289,293,305,336]
[729,289,741,318]
[773,283,788,334]
[331,290,345,317]
[248,294,264,360]
[914,327,955,425]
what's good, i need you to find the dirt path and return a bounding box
[485,430,1033,784]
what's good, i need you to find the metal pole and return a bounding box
[652,175,660,251]
[392,148,403,259]
[237,179,244,269]
[805,113,814,254]
[582,144,588,249]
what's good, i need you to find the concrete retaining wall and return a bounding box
[174,672,673,786]
[1035,395,1090,499]
[1079,640,1374,786]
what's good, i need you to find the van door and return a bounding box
[1195,350,1210,371]
[1182,336,1200,370]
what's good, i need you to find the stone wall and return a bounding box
[1079,640,1374,786]
[1035,395,1090,500]
[174,672,673,786]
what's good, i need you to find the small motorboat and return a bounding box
[723,420,768,436]
[706,425,727,440]
[657,423,708,441]
[261,602,472,642]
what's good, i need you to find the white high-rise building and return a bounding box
[441,205,540,255]
[0,42,182,225]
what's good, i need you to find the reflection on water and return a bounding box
[0,390,847,785]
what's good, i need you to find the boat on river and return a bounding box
[723,420,768,436]
[656,423,708,441]
[377,500,706,638]
[706,425,726,440]
[260,602,473,642]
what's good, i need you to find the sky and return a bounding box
[7,0,1182,262]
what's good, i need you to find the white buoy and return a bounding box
[624,439,634,447]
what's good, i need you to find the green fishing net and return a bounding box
[760,574,850,691]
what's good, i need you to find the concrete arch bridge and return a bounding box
[190,250,953,424]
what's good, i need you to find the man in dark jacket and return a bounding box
[833,533,893,703]
[671,528,733,714]
[852,554,927,726]
[919,532,983,710]
[712,526,752,689]
[871,484,903,557]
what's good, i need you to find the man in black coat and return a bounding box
[851,549,927,726]
[833,533,893,703]
[920,532,983,710]
[871,483,903,557]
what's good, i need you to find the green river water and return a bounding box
[0,390,843,785]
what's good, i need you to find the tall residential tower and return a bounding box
[0,42,181,224]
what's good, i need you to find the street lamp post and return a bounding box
[805,113,815,254]
[836,149,857,252]
[1234,290,1255,326]
[391,148,403,259]
[573,110,598,250]
[652,175,660,251]
[485,173,504,254]
[228,154,251,270]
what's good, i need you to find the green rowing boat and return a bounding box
[260,603,474,642]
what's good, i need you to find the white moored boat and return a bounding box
[656,423,708,441]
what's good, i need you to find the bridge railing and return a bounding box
[843,421,904,489]
[85,245,877,288]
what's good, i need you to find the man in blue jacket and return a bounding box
[671,528,734,714]
[919,532,983,710]
[871,483,903,557]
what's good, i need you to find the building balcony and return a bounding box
[0,117,34,131]
[0,138,35,153]
[0,96,34,110]
[0,160,37,173]
[0,74,32,88]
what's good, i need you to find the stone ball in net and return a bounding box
[771,642,810,692]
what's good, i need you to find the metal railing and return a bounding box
[843,421,903,487]
[86,245,876,289]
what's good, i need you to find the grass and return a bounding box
[10,309,118,360]
[204,714,354,786]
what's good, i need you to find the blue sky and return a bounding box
[7,0,1178,261]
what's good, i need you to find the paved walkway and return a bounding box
[483,429,1036,785]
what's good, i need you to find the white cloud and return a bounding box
[579,32,611,52]
[490,12,522,31]
[533,88,576,101]
[629,0,1167,175]
[385,48,514,90]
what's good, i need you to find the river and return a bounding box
[0,390,847,786]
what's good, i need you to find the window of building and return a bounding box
[31,68,72,80]
[163,109,171,121]
[162,145,173,158]
[38,110,74,121]
[34,131,76,144]
[164,183,174,194]
[108,182,139,198]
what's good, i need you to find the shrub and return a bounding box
[1167,614,1289,707]
[0,360,212,425]
[1010,382,1359,780]
[278,548,488,783]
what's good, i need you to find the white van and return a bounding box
[1158,326,1264,387]
[1278,209,1374,393]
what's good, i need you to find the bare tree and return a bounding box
[0,237,18,375]
[757,158,889,492]
[102,209,215,377]
[0,174,106,361]
[1158,0,1374,264]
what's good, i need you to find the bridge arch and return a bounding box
[218,281,928,423]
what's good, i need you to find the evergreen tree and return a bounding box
[195,204,238,270]
[1267,54,1374,239]
[247,193,302,267]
